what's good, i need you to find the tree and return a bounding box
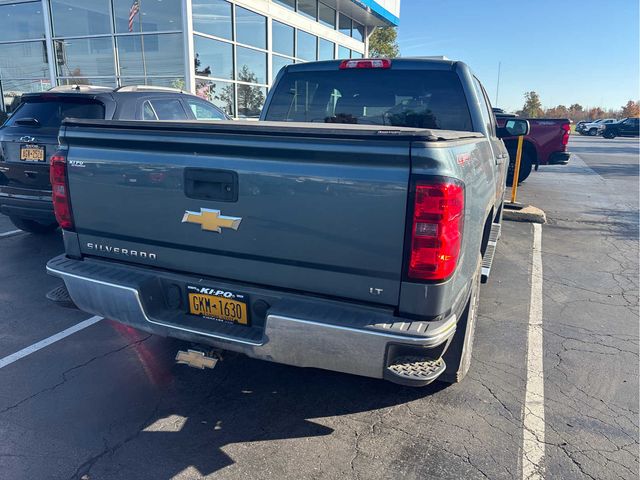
[368,27,399,58]
[587,107,605,120]
[194,53,211,77]
[621,100,639,117]
[235,65,266,117]
[544,104,569,118]
[519,91,543,118]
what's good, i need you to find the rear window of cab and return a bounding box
[264,69,473,131]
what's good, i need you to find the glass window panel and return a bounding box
[186,98,227,120]
[117,34,183,78]
[338,45,350,59]
[5,98,105,127]
[297,0,317,20]
[272,21,294,57]
[120,77,186,88]
[237,85,265,119]
[235,6,266,49]
[195,79,234,117]
[272,54,292,82]
[2,79,52,114]
[318,3,336,29]
[338,13,351,36]
[0,2,45,42]
[318,39,334,61]
[113,0,182,34]
[0,42,49,79]
[148,98,188,120]
[51,0,111,37]
[352,21,365,42]
[193,35,233,79]
[296,30,316,62]
[142,100,157,119]
[57,77,117,87]
[192,0,232,39]
[273,0,295,10]
[351,50,363,59]
[236,46,266,84]
[54,37,115,77]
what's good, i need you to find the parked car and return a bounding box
[601,117,640,138]
[579,118,617,136]
[0,85,228,233]
[48,58,529,387]
[575,119,596,135]
[493,110,570,184]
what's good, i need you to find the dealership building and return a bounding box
[0,0,400,118]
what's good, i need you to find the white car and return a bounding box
[580,118,617,136]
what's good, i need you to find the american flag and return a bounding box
[128,0,140,32]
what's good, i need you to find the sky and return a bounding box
[396,0,640,113]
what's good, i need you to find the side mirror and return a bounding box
[498,118,530,138]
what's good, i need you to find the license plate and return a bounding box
[20,144,45,162]
[187,286,249,325]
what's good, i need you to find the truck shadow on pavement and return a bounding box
[78,323,443,479]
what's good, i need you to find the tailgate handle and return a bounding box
[184,168,238,202]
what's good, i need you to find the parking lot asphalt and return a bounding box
[0,135,638,480]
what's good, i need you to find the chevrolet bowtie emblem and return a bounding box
[182,208,242,233]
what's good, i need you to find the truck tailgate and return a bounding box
[62,120,415,306]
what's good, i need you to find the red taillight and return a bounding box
[408,180,464,281]
[561,123,570,146]
[50,151,73,230]
[339,59,391,69]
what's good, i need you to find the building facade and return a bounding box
[0,0,399,118]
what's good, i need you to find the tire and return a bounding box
[439,256,481,384]
[9,216,58,234]
[603,131,616,139]
[506,150,533,186]
[589,128,598,136]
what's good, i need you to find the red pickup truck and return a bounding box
[494,110,571,184]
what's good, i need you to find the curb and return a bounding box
[503,205,546,224]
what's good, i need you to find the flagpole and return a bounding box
[138,0,148,83]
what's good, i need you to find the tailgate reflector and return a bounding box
[408,180,464,281]
[339,59,391,69]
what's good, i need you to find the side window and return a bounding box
[147,98,188,120]
[473,77,495,136]
[142,101,157,120]
[480,84,497,136]
[186,99,226,120]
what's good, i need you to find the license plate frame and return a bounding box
[19,144,45,162]
[186,285,250,326]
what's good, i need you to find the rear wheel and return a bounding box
[9,216,58,234]
[439,256,481,384]
[506,150,533,186]
[603,131,616,139]
[589,128,598,136]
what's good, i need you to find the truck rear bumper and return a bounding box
[548,151,571,165]
[47,254,457,385]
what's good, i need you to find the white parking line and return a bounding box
[0,316,103,370]
[522,223,545,479]
[0,229,23,238]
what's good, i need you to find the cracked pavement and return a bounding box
[0,135,638,479]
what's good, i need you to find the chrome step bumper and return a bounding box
[47,255,457,384]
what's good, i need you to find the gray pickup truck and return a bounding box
[47,58,528,387]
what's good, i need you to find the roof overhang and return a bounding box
[325,0,400,27]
